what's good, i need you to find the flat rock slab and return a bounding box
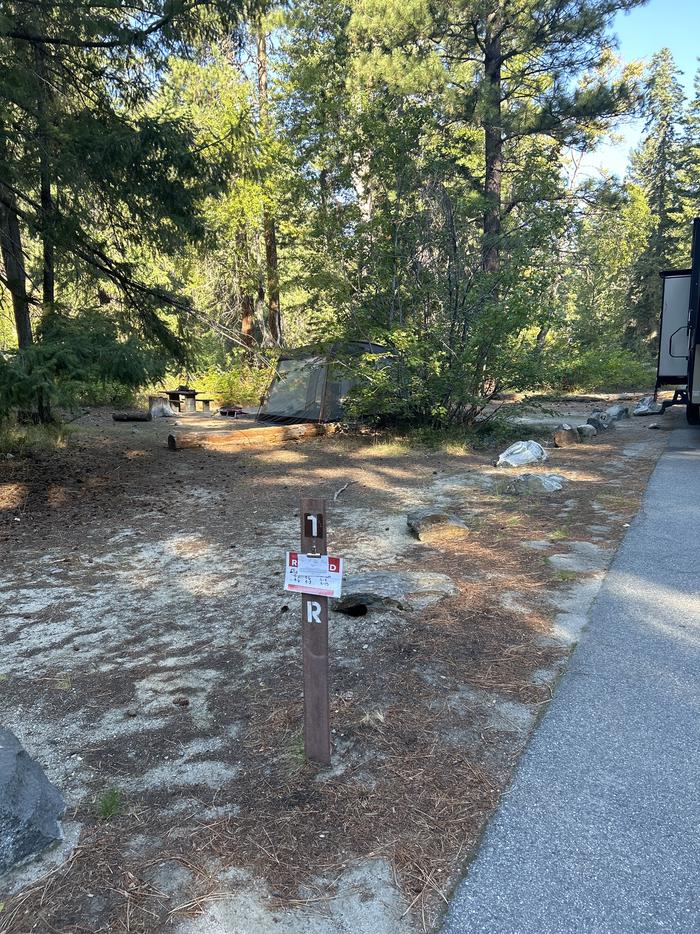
[332,571,458,614]
[505,474,567,495]
[407,508,469,542]
[433,471,496,492]
[0,728,65,874]
[506,413,592,429]
[547,541,612,574]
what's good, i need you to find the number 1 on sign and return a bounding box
[305,513,324,540]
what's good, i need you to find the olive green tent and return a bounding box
[256,341,389,423]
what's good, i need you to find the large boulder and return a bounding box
[504,473,567,495]
[552,424,579,447]
[0,729,65,874]
[576,424,597,439]
[332,571,457,615]
[496,440,548,468]
[406,508,468,542]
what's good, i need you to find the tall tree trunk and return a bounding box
[35,41,54,310]
[236,229,256,353]
[241,293,255,349]
[482,11,503,280]
[0,181,33,348]
[256,26,281,345]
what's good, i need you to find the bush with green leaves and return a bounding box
[546,344,655,393]
[192,358,277,407]
[0,310,172,420]
[342,323,551,428]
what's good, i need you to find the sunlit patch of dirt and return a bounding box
[0,482,28,510]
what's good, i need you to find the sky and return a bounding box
[585,0,700,178]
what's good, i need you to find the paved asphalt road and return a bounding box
[442,420,700,934]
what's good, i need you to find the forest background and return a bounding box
[1,0,698,428]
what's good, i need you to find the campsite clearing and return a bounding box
[0,399,669,932]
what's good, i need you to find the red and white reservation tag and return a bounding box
[284,552,344,598]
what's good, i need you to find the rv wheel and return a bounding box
[686,403,700,425]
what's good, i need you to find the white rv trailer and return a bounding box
[656,217,700,424]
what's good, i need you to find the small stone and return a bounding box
[587,412,615,432]
[406,508,468,542]
[126,708,138,718]
[576,424,597,438]
[172,696,190,708]
[604,404,630,421]
[553,424,579,447]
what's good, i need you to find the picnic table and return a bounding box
[162,387,214,413]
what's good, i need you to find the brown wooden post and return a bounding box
[300,496,331,764]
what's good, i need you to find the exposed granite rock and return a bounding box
[407,508,469,542]
[332,571,458,615]
[0,729,65,874]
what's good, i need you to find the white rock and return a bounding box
[496,440,548,468]
[633,396,662,416]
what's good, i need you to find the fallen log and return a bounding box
[167,421,334,451]
[113,411,152,422]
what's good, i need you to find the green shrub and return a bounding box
[70,379,139,407]
[547,345,654,393]
[0,309,171,421]
[189,362,275,406]
[0,421,69,456]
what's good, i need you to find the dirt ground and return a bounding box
[0,398,670,933]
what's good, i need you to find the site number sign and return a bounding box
[285,552,343,598]
[296,497,333,764]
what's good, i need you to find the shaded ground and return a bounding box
[0,399,669,933]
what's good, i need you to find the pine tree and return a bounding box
[0,0,251,416]
[628,47,686,342]
[680,63,700,224]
